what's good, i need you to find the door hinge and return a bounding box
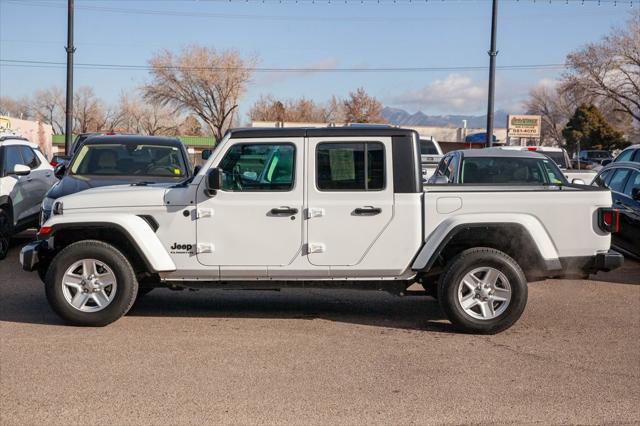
[307,207,325,219]
[307,243,326,254]
[197,208,214,219]
[196,243,215,254]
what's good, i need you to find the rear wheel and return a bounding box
[45,240,138,326]
[438,247,528,334]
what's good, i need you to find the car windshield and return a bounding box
[420,140,439,155]
[541,151,568,169]
[70,143,187,177]
[460,157,566,185]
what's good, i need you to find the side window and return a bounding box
[592,169,613,188]
[633,150,640,162]
[623,171,639,198]
[435,155,451,177]
[3,146,24,174]
[317,142,385,191]
[20,146,40,169]
[218,143,295,192]
[608,169,631,193]
[445,154,459,181]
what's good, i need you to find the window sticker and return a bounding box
[329,149,355,181]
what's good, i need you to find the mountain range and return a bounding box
[382,107,510,129]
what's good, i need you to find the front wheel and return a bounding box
[45,240,139,326]
[438,247,528,334]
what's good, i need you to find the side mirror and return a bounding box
[429,175,450,185]
[13,164,31,176]
[54,163,66,180]
[206,168,223,192]
[571,178,585,185]
[201,149,212,161]
[193,165,202,175]
[633,187,640,201]
[601,159,612,166]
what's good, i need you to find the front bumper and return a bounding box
[592,250,624,272]
[20,240,47,272]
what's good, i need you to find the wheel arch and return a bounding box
[45,216,176,274]
[412,219,561,278]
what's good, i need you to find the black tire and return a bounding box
[438,247,528,334]
[45,240,139,326]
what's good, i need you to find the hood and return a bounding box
[58,183,174,210]
[47,174,182,200]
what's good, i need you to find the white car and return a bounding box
[420,136,443,181]
[22,127,622,333]
[0,135,56,258]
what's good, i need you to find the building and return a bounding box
[0,116,54,159]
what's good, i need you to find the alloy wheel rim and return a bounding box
[457,266,511,320]
[61,259,117,312]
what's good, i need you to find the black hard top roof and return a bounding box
[227,126,419,139]
[81,135,182,146]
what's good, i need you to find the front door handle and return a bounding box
[354,206,382,216]
[270,206,298,216]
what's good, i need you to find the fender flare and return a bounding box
[412,215,561,272]
[45,214,176,273]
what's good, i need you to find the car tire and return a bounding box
[45,240,138,326]
[438,247,528,334]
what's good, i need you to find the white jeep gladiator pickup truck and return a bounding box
[20,127,623,334]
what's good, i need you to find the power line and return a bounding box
[0,58,567,72]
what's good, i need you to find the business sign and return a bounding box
[507,115,541,138]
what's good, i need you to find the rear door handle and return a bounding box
[354,206,382,216]
[270,206,298,216]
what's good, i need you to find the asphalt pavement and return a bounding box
[1,235,639,425]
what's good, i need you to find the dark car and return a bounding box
[592,161,640,259]
[41,135,192,224]
[578,150,613,166]
[607,144,640,165]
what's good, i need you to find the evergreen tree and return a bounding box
[562,104,629,154]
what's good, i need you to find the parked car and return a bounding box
[500,146,597,184]
[591,161,640,259]
[50,154,70,168]
[428,147,569,185]
[420,136,443,181]
[577,150,613,166]
[22,127,621,334]
[0,135,57,259]
[605,144,640,165]
[41,135,193,225]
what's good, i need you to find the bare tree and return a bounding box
[249,95,345,124]
[180,115,204,136]
[117,94,179,135]
[564,11,640,124]
[32,87,65,134]
[73,86,103,133]
[0,96,33,120]
[143,46,255,141]
[343,88,385,124]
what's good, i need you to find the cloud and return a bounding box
[387,74,537,115]
[388,74,487,114]
[257,57,340,86]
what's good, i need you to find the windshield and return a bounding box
[70,143,187,177]
[420,139,439,155]
[541,151,568,169]
[460,157,566,185]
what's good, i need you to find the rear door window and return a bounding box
[592,169,613,188]
[622,171,639,198]
[316,142,385,191]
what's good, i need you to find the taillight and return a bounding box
[38,226,53,237]
[50,161,58,167]
[598,208,620,233]
[527,147,537,151]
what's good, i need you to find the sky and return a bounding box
[0,0,635,122]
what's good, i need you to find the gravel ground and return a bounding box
[1,236,639,425]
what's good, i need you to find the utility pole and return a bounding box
[64,0,75,154]
[486,0,498,147]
